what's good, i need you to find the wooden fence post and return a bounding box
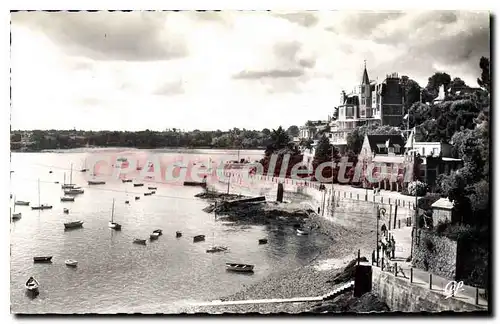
[429,274,433,290]
[410,268,413,283]
[394,262,398,276]
[357,249,361,265]
[475,288,479,305]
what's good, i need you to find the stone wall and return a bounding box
[371,267,484,312]
[412,229,458,280]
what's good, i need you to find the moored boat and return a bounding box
[108,199,122,230]
[88,180,106,185]
[65,259,78,267]
[225,263,254,272]
[25,277,40,292]
[176,231,182,238]
[31,204,53,210]
[135,196,140,200]
[193,235,205,242]
[12,212,22,220]
[206,245,228,253]
[64,220,84,229]
[133,238,147,245]
[33,256,52,263]
[148,186,157,190]
[144,192,152,196]
[61,196,75,202]
[63,208,69,214]
[125,200,130,204]
[296,228,309,235]
[122,179,133,183]
[258,238,268,244]
[153,229,163,236]
[15,200,30,206]
[64,188,84,195]
[133,183,144,187]
[150,232,160,240]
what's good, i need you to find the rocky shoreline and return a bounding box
[189,190,388,314]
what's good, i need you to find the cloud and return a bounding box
[153,80,185,96]
[233,69,304,79]
[11,11,188,61]
[274,12,319,27]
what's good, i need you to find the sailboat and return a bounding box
[31,179,53,210]
[206,232,228,253]
[108,199,122,230]
[61,165,76,189]
[80,158,88,172]
[12,196,22,220]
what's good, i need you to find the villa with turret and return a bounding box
[328,63,405,152]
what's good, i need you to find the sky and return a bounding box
[10,10,490,131]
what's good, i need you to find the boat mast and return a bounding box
[37,178,40,206]
[13,195,16,213]
[70,163,73,184]
[111,198,115,223]
[63,172,66,185]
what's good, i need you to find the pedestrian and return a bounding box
[381,224,387,237]
[391,237,396,259]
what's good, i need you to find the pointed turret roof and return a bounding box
[361,60,369,85]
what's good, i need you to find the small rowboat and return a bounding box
[31,204,53,210]
[63,208,69,214]
[133,238,147,245]
[225,263,254,273]
[54,181,59,184]
[133,183,144,187]
[206,246,228,253]
[296,228,309,235]
[153,229,163,236]
[65,259,78,267]
[61,196,75,202]
[148,186,157,190]
[176,231,182,238]
[258,238,268,244]
[122,179,133,183]
[150,232,160,240]
[125,200,130,204]
[49,171,53,174]
[135,196,140,200]
[144,192,152,196]
[193,235,205,242]
[15,200,30,206]
[64,188,84,195]
[12,213,22,220]
[64,220,84,229]
[25,277,40,292]
[33,256,52,263]
[88,180,106,185]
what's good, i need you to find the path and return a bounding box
[191,281,354,307]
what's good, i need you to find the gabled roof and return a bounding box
[366,134,406,153]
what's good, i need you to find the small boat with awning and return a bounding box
[153,229,163,236]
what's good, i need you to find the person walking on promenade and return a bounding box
[381,224,387,237]
[391,237,396,259]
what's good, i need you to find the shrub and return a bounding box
[407,180,428,196]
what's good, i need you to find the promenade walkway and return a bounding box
[376,227,488,309]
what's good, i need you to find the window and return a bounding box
[388,147,394,154]
[422,147,426,155]
[432,148,439,155]
[394,144,401,153]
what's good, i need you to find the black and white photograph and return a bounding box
[9,9,491,315]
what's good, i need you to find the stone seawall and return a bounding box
[372,267,484,312]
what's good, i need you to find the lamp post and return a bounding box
[376,205,380,265]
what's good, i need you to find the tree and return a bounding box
[312,134,339,182]
[426,72,452,94]
[262,128,271,136]
[401,76,422,112]
[270,126,290,151]
[286,125,300,137]
[477,56,490,93]
[450,77,468,94]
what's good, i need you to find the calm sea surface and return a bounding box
[10,149,332,314]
